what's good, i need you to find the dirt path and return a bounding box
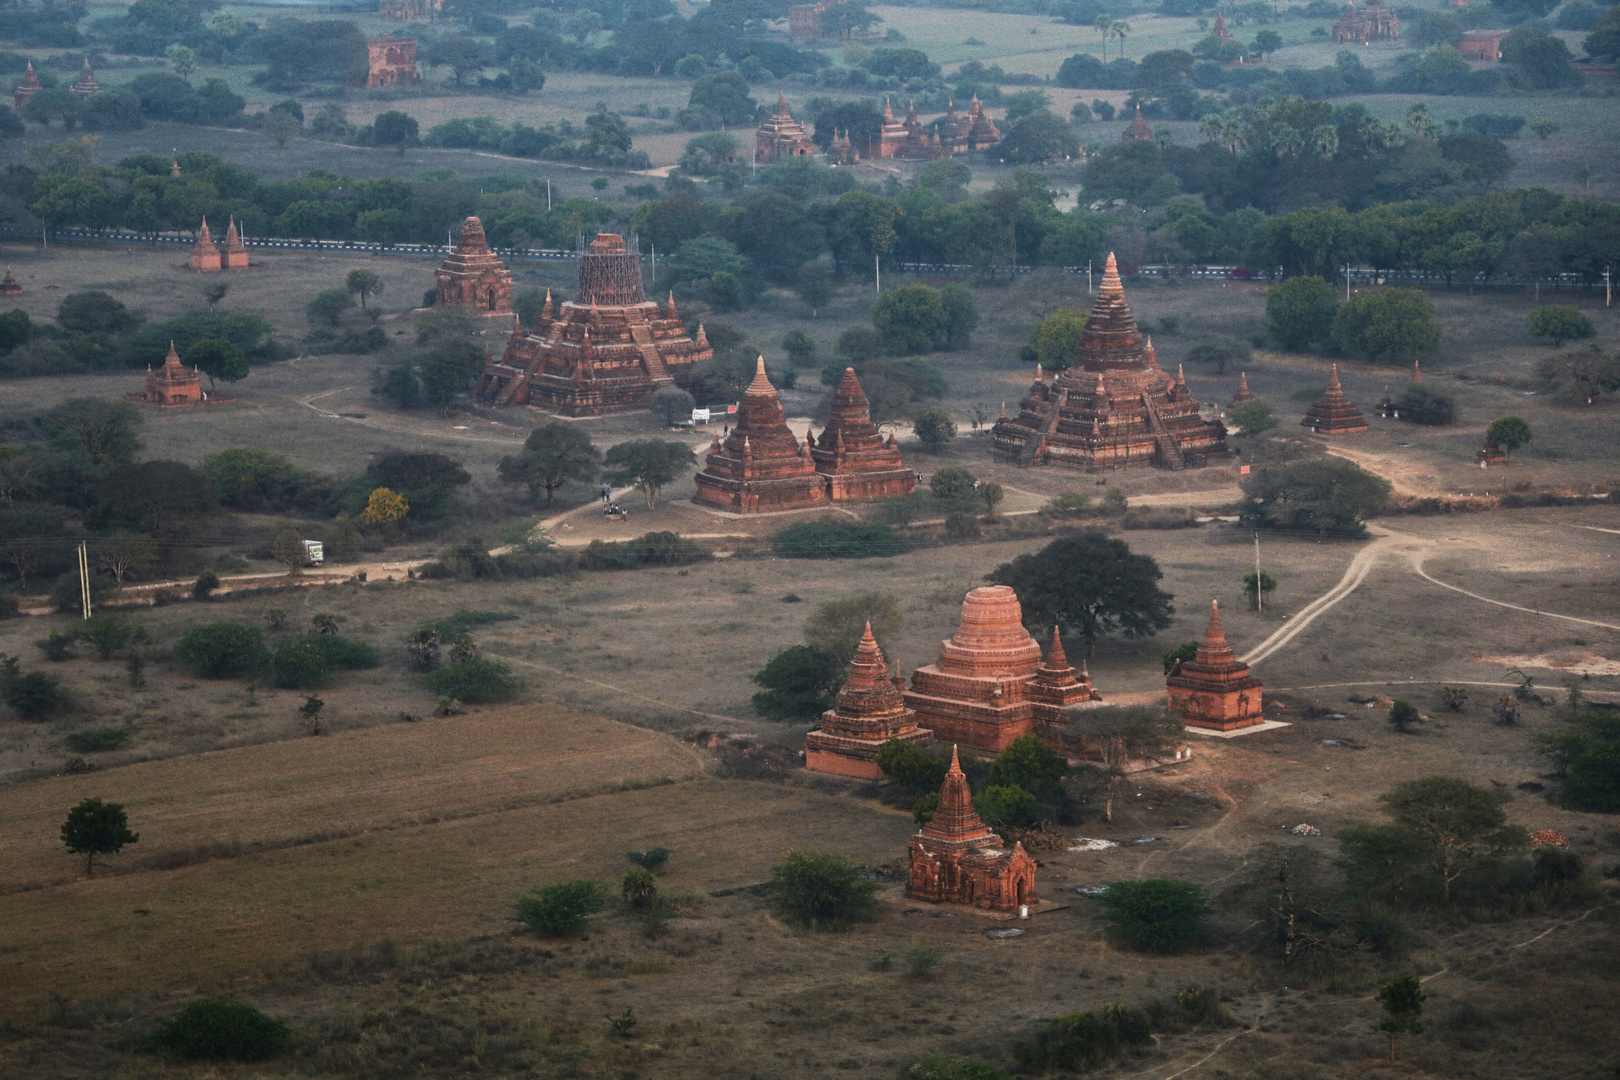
[296,385,528,446]
[1240,526,1406,667]
[1410,550,1620,632]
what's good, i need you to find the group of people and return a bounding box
[599,484,627,519]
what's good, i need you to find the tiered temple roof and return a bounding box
[904,586,1104,756]
[811,368,916,502]
[1301,364,1368,435]
[476,234,710,415]
[1231,372,1254,405]
[1122,105,1154,142]
[1167,601,1264,731]
[142,341,203,407]
[1212,10,1233,39]
[906,746,1037,911]
[222,217,249,268]
[70,56,100,97]
[435,216,513,315]
[189,218,222,272]
[0,267,20,296]
[756,92,816,163]
[693,358,828,513]
[942,96,1001,153]
[805,622,933,779]
[991,253,1228,471]
[1334,0,1399,43]
[14,61,40,111]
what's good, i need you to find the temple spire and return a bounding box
[1411,360,1422,383]
[745,355,774,396]
[1047,626,1067,668]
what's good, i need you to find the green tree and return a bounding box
[1485,415,1532,454]
[1068,705,1182,821]
[905,1053,1013,1080]
[782,328,816,367]
[1241,457,1391,535]
[1388,699,1423,733]
[422,655,518,702]
[1030,307,1087,370]
[306,287,354,327]
[602,440,695,510]
[1380,776,1528,902]
[183,338,249,395]
[929,466,977,501]
[988,530,1174,655]
[1394,385,1456,426]
[513,880,607,936]
[1265,276,1339,351]
[912,407,957,454]
[175,622,268,678]
[688,71,757,126]
[751,645,844,721]
[804,592,902,664]
[346,269,384,311]
[766,849,883,929]
[1185,335,1251,375]
[372,110,420,150]
[1253,29,1282,57]
[1228,398,1278,434]
[1527,305,1596,346]
[877,738,950,794]
[872,285,947,354]
[1587,4,1620,61]
[1536,710,1620,811]
[979,481,1004,518]
[1331,289,1442,358]
[973,784,1041,829]
[1095,879,1210,953]
[497,422,601,506]
[1375,975,1424,1062]
[61,796,138,876]
[1242,571,1276,609]
[35,398,142,465]
[7,670,68,720]
[156,998,290,1062]
[270,526,309,576]
[57,291,144,336]
[988,733,1068,804]
[938,284,979,350]
[0,308,31,352]
[77,612,145,660]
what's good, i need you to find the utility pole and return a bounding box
[1088,259,1093,295]
[78,541,92,620]
[1606,264,1612,308]
[650,243,656,285]
[1254,532,1263,613]
[546,177,551,212]
[875,252,880,295]
[1345,262,1350,302]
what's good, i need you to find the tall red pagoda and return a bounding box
[906,746,1037,911]
[1300,364,1368,435]
[435,216,512,315]
[810,367,916,502]
[694,359,827,513]
[804,622,933,779]
[1166,601,1264,731]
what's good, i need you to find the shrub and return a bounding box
[7,670,67,720]
[929,467,977,501]
[1389,699,1423,733]
[766,849,883,929]
[1528,305,1596,347]
[621,867,658,908]
[1228,398,1278,434]
[1185,335,1252,375]
[972,784,1041,829]
[64,728,130,753]
[1163,641,1199,674]
[305,634,379,670]
[943,513,981,540]
[905,1054,1013,1080]
[77,612,145,659]
[1395,385,1456,426]
[876,738,949,794]
[421,656,518,703]
[513,880,607,936]
[268,637,331,689]
[580,531,709,570]
[1094,878,1210,953]
[175,623,268,678]
[1016,1004,1153,1072]
[772,519,903,559]
[154,997,291,1061]
[751,645,844,721]
[37,629,76,661]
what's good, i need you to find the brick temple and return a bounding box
[189,217,222,272]
[139,342,203,407]
[904,586,1105,757]
[1167,601,1264,731]
[991,253,1228,471]
[907,746,1038,912]
[694,359,829,513]
[1334,0,1399,43]
[435,216,513,315]
[755,92,815,163]
[1,267,20,295]
[14,61,40,111]
[1122,105,1154,142]
[367,36,420,87]
[804,622,933,779]
[70,56,100,98]
[475,234,709,414]
[1231,372,1254,405]
[1301,364,1368,435]
[810,367,916,502]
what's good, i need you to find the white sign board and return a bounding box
[692,408,711,424]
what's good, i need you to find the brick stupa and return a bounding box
[14,61,40,111]
[222,217,249,269]
[1300,364,1368,435]
[435,216,512,316]
[695,358,828,513]
[1166,600,1264,731]
[755,91,815,163]
[907,746,1038,912]
[1231,372,1254,405]
[189,217,222,272]
[810,368,917,502]
[0,267,20,296]
[70,55,100,97]
[904,587,1104,757]
[1122,104,1154,142]
[991,253,1228,472]
[476,234,711,414]
[804,622,932,779]
[142,341,203,407]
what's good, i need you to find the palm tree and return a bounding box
[1093,15,1112,61]
[1405,101,1432,138]
[1310,123,1339,159]
[1112,21,1131,59]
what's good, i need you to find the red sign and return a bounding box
[726,404,738,415]
[1240,465,1250,474]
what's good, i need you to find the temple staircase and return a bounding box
[629,324,673,386]
[1140,391,1185,470]
[492,371,525,406]
[1016,388,1066,467]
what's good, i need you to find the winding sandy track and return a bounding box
[1240,526,1403,667]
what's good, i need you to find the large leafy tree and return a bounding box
[1240,456,1391,536]
[751,645,844,721]
[601,439,695,509]
[987,530,1173,655]
[872,285,946,354]
[1265,276,1339,351]
[497,422,601,506]
[183,338,249,394]
[1377,776,1528,902]
[1331,288,1441,358]
[35,398,143,466]
[61,796,139,877]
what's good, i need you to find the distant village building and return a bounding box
[1459,29,1509,60]
[755,93,816,164]
[906,746,1038,912]
[1301,364,1369,435]
[367,36,421,87]
[14,61,40,111]
[1333,0,1399,44]
[70,56,100,98]
[435,217,513,315]
[788,0,853,41]
[1121,104,1154,142]
[1166,601,1265,732]
[141,342,204,407]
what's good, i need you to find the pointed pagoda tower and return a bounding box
[71,56,100,98]
[14,61,40,111]
[1301,364,1368,435]
[475,235,710,414]
[1027,626,1104,743]
[904,586,1044,754]
[805,622,933,779]
[1167,601,1264,731]
[1122,104,1154,142]
[222,217,249,269]
[754,91,815,163]
[812,367,916,502]
[694,358,828,513]
[1231,372,1255,405]
[1212,10,1234,39]
[907,746,1038,911]
[189,217,222,272]
[143,341,203,407]
[991,253,1227,471]
[435,216,512,315]
[0,267,20,296]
